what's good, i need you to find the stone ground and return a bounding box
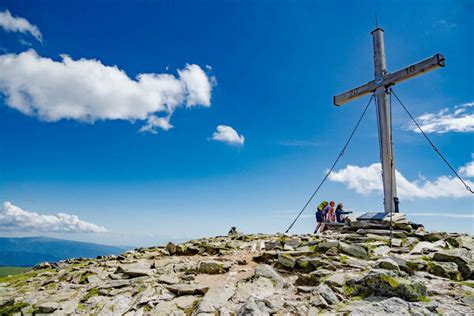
[0,215,473,315]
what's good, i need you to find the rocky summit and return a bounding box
[1,215,473,315]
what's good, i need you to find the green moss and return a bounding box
[421,255,431,262]
[0,301,28,315]
[339,255,349,264]
[81,287,100,302]
[418,296,431,302]
[76,303,86,311]
[350,296,364,301]
[460,281,474,288]
[406,261,420,271]
[342,285,356,296]
[183,299,200,315]
[0,271,38,287]
[79,271,95,284]
[381,274,399,288]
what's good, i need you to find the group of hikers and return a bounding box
[314,201,351,234]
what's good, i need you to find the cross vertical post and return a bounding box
[372,28,397,213]
[333,27,445,215]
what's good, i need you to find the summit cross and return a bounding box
[333,28,445,214]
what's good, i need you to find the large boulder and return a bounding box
[339,242,368,259]
[432,249,473,279]
[255,264,285,286]
[277,253,296,269]
[198,260,230,274]
[234,277,275,302]
[373,258,400,271]
[197,285,235,313]
[315,284,340,305]
[166,283,209,296]
[347,272,427,302]
[427,261,461,281]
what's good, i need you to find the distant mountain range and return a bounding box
[0,236,130,267]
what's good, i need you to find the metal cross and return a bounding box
[333,28,445,213]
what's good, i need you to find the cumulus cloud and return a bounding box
[0,10,42,42]
[0,50,214,133]
[328,160,474,199]
[406,102,474,133]
[0,202,107,233]
[459,153,474,178]
[212,125,245,146]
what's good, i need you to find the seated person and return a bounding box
[335,203,352,223]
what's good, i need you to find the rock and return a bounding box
[423,232,445,242]
[373,246,391,256]
[295,257,325,272]
[339,242,368,259]
[347,297,431,315]
[391,238,403,247]
[277,253,295,269]
[197,286,235,313]
[310,293,328,308]
[166,283,209,296]
[166,242,177,255]
[234,277,275,302]
[325,273,347,287]
[428,261,461,281]
[284,239,302,248]
[264,241,281,251]
[389,256,414,274]
[173,295,199,309]
[315,284,339,305]
[253,251,278,264]
[411,241,440,254]
[36,302,60,313]
[151,301,180,315]
[122,268,153,278]
[295,271,322,286]
[317,240,340,250]
[432,248,472,279]
[198,260,229,274]
[374,258,400,271]
[347,271,427,302]
[456,235,474,250]
[255,264,285,286]
[158,274,180,284]
[432,248,471,265]
[238,296,273,316]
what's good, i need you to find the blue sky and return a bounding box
[0,0,472,246]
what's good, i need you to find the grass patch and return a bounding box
[460,281,474,288]
[0,301,28,315]
[79,271,95,284]
[420,255,431,262]
[418,296,431,302]
[381,274,399,288]
[0,271,38,286]
[81,287,100,302]
[339,255,349,265]
[0,266,30,277]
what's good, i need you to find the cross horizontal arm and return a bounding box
[333,53,445,106]
[333,80,377,106]
[383,53,445,88]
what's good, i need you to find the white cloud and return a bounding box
[138,115,173,134]
[0,202,107,233]
[0,50,214,133]
[459,153,474,178]
[328,161,474,199]
[212,125,245,146]
[0,10,42,42]
[406,102,474,133]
